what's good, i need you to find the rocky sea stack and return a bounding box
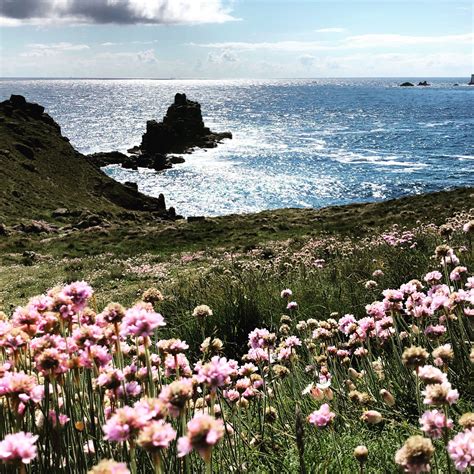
[0,95,176,228]
[89,93,232,172]
[138,92,232,154]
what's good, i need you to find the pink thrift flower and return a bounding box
[450,266,467,282]
[448,428,474,472]
[424,325,447,339]
[286,301,298,310]
[120,303,165,338]
[338,314,356,335]
[103,406,147,442]
[164,353,192,378]
[0,431,38,464]
[418,365,448,385]
[137,420,176,451]
[420,410,453,439]
[308,403,335,428]
[284,336,301,348]
[60,281,93,312]
[177,414,224,461]
[424,271,442,285]
[195,356,235,388]
[248,328,275,349]
[423,382,459,406]
[89,459,130,474]
[280,289,293,298]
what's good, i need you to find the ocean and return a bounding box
[1,78,473,216]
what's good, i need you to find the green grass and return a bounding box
[0,189,473,473]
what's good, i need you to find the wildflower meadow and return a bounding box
[0,216,473,473]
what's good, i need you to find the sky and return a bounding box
[0,0,472,78]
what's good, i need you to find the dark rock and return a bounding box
[124,182,138,191]
[87,151,130,167]
[469,74,474,85]
[217,131,232,140]
[158,193,166,209]
[22,251,38,266]
[453,84,459,86]
[1,95,60,132]
[127,145,141,155]
[0,95,177,221]
[0,223,9,236]
[174,92,187,106]
[122,160,138,170]
[168,155,186,164]
[15,220,57,234]
[94,94,231,173]
[28,103,45,118]
[10,95,27,107]
[187,216,206,222]
[400,82,415,87]
[417,81,430,86]
[75,214,110,229]
[14,143,35,159]
[134,93,232,157]
[136,153,168,170]
[52,208,70,217]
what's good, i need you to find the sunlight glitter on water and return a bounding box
[1,77,473,216]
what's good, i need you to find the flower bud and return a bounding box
[361,410,383,424]
[380,389,396,407]
[354,445,368,464]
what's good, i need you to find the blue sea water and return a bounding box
[1,78,473,216]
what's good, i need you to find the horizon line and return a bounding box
[0,75,472,81]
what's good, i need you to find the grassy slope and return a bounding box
[0,186,472,310]
[0,97,167,225]
[0,186,471,258]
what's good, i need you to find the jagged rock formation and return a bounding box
[89,93,231,172]
[138,93,232,155]
[0,95,176,226]
[417,81,430,86]
[469,74,474,85]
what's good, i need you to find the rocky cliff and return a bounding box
[89,93,232,171]
[0,95,174,226]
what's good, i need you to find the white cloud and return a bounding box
[189,41,329,52]
[97,49,158,64]
[190,33,474,52]
[20,42,89,57]
[0,0,236,26]
[345,33,474,48]
[136,49,158,63]
[315,28,346,33]
[207,50,238,64]
[101,40,159,47]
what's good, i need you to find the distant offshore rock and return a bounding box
[417,81,430,86]
[399,82,415,87]
[88,93,232,172]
